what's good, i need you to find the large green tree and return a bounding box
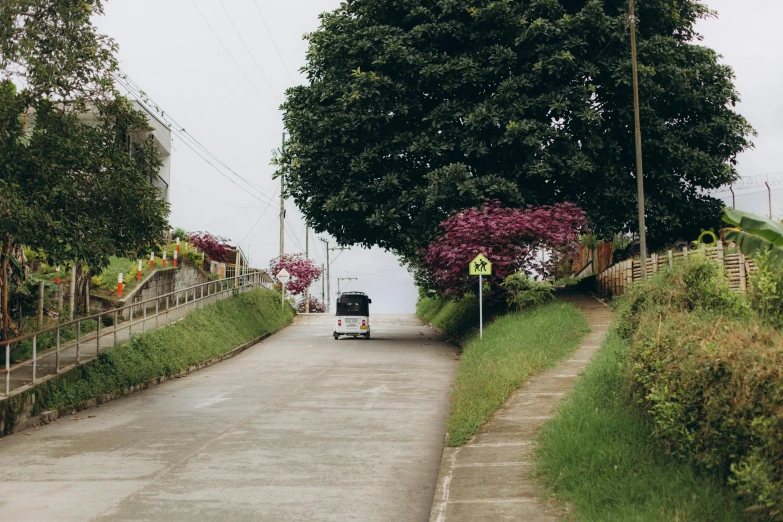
[0,0,169,340]
[280,0,753,258]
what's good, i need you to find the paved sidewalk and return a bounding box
[429,293,613,521]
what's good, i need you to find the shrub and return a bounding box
[297,296,327,313]
[627,311,783,518]
[749,249,783,330]
[500,273,554,311]
[615,253,749,339]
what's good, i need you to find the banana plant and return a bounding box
[722,208,783,265]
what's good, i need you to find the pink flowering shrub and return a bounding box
[298,296,327,313]
[189,232,229,263]
[422,200,587,298]
[269,254,322,296]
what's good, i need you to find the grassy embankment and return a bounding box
[535,329,751,521]
[534,255,780,520]
[417,295,590,446]
[1,288,293,435]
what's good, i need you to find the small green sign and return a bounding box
[469,254,492,276]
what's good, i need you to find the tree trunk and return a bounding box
[69,262,95,317]
[1,237,11,343]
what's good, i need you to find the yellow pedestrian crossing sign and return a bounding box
[469,254,492,276]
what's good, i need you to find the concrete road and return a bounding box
[0,314,459,521]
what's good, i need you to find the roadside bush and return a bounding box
[500,273,554,311]
[627,311,783,518]
[749,249,783,330]
[615,254,750,339]
[416,294,479,341]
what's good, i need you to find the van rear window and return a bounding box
[336,299,369,316]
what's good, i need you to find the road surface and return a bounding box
[0,314,459,521]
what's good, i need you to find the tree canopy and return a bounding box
[280,0,753,258]
[0,0,169,338]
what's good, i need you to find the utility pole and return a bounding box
[337,277,357,296]
[321,263,325,305]
[630,0,648,278]
[319,238,348,313]
[305,223,310,313]
[280,132,286,260]
[320,238,331,312]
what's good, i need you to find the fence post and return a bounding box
[143,305,147,334]
[76,319,81,365]
[38,280,45,330]
[739,253,748,291]
[32,335,37,384]
[69,267,76,321]
[652,253,659,273]
[5,343,9,395]
[129,307,133,337]
[96,316,101,355]
[85,278,90,315]
[682,246,688,259]
[113,310,118,346]
[56,326,61,373]
[716,241,725,269]
[668,250,674,268]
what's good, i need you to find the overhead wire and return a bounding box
[190,0,277,112]
[253,0,297,85]
[112,72,278,209]
[116,71,273,198]
[218,1,282,103]
[238,187,279,244]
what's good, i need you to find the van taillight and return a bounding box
[362,319,366,326]
[338,319,342,326]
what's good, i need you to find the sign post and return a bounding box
[277,268,291,311]
[469,253,492,340]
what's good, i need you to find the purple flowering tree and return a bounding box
[422,200,587,298]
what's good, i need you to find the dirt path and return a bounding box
[429,293,613,521]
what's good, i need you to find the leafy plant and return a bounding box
[297,295,327,313]
[748,249,783,329]
[501,273,555,311]
[422,200,586,299]
[172,227,189,242]
[188,232,228,263]
[723,209,783,265]
[269,254,322,296]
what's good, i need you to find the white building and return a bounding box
[131,101,171,202]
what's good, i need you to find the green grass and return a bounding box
[416,294,481,342]
[1,288,293,435]
[445,301,590,446]
[534,329,751,521]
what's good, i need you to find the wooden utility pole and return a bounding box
[630,0,648,278]
[279,133,285,261]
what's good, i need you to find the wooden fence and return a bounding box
[596,241,757,298]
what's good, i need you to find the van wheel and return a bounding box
[333,333,339,340]
[364,333,371,340]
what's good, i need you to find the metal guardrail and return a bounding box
[1,271,270,397]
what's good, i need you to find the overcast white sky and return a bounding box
[93,0,782,313]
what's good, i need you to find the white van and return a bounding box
[334,292,371,340]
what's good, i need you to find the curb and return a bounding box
[3,325,287,437]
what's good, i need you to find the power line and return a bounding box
[115,70,273,198]
[113,71,277,208]
[253,1,297,85]
[191,0,277,112]
[219,0,282,103]
[171,188,264,209]
[238,187,279,244]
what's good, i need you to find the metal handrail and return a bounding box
[2,270,272,397]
